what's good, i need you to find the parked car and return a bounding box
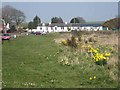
[2,33,11,40]
[35,32,41,35]
[31,32,35,34]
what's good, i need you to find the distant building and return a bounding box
[27,22,108,33]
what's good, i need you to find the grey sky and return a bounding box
[2,2,118,23]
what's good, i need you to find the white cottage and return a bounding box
[36,23,69,33]
[30,23,108,33]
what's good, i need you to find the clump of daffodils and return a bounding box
[61,39,68,46]
[87,45,111,65]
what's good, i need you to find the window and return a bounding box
[51,27,53,30]
[40,27,42,30]
[61,27,64,29]
[55,27,57,30]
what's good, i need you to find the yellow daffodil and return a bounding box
[95,58,99,61]
[93,76,96,79]
[93,50,97,53]
[99,54,104,59]
[88,50,92,53]
[105,53,111,57]
[61,40,68,45]
[103,57,107,60]
[96,48,99,51]
[89,77,92,80]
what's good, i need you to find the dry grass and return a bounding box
[56,31,118,82]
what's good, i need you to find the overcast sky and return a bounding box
[2,2,118,23]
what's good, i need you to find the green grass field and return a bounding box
[2,33,118,88]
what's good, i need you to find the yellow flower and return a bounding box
[96,48,99,51]
[88,50,92,53]
[95,58,99,62]
[100,54,103,58]
[93,50,97,53]
[96,53,99,56]
[103,56,107,60]
[61,40,68,45]
[93,76,96,79]
[90,47,94,51]
[105,53,111,57]
[89,77,92,80]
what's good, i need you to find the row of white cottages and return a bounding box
[27,23,108,33]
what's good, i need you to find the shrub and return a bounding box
[61,36,78,48]
[61,39,68,46]
[70,36,77,48]
[78,36,82,42]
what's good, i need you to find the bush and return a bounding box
[70,36,77,48]
[78,36,82,42]
[61,36,78,48]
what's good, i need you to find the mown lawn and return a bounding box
[2,33,118,88]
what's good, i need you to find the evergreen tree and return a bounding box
[51,17,64,23]
[70,17,86,23]
[28,21,33,29]
[33,16,41,28]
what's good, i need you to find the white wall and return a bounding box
[32,29,37,32]
[35,25,105,33]
[99,26,103,30]
[48,27,53,32]
[79,26,103,31]
[64,27,68,32]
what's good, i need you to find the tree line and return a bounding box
[27,16,86,29]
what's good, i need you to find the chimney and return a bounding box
[42,23,45,26]
[65,22,67,25]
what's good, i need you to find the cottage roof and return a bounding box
[39,23,102,27]
[49,23,66,27]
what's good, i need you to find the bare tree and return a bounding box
[2,5,25,30]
